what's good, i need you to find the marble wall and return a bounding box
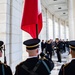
[0,0,23,74]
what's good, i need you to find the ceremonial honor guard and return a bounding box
[59,40,75,75]
[15,39,54,75]
[0,41,12,75]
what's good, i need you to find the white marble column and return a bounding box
[6,0,23,73]
[68,0,75,40]
[64,21,67,40]
[0,0,7,62]
[58,18,61,39]
[52,15,55,40]
[0,0,23,74]
[46,8,49,40]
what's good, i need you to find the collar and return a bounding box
[28,56,37,59]
[72,58,75,60]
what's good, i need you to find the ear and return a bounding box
[26,50,28,52]
[70,50,72,54]
[36,49,38,53]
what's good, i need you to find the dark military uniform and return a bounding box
[0,61,12,75]
[59,40,75,75]
[0,41,12,75]
[15,39,54,75]
[15,57,53,75]
[59,60,75,75]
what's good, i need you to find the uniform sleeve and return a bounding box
[45,57,54,70]
[58,65,64,75]
[44,58,54,72]
[49,59,54,70]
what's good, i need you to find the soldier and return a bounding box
[15,38,54,75]
[58,40,75,75]
[0,41,12,75]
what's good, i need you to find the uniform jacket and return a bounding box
[59,59,75,75]
[0,61,12,75]
[15,57,54,75]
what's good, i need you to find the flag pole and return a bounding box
[36,24,38,39]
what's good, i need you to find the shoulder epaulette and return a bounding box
[62,62,70,75]
[63,62,70,68]
[4,64,8,67]
[0,62,7,66]
[39,57,48,61]
[0,62,4,64]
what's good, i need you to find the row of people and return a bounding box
[41,38,70,53]
[0,39,54,75]
[41,38,70,62]
[59,40,75,75]
[0,39,75,75]
[41,38,75,75]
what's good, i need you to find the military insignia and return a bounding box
[63,63,70,67]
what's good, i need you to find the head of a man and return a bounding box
[69,41,75,58]
[0,41,4,57]
[23,39,40,57]
[55,38,59,43]
[42,40,44,42]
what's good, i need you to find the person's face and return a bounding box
[55,40,58,43]
[0,50,2,57]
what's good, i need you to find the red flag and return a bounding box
[21,0,42,38]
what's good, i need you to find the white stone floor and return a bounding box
[51,51,71,75]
